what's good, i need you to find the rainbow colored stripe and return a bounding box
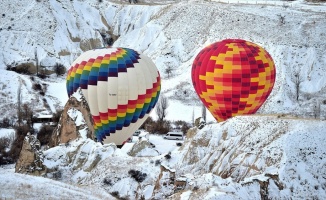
[66,47,161,142]
[67,48,140,95]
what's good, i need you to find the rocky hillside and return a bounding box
[0,0,326,121]
[24,114,324,199]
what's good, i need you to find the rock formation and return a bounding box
[15,133,46,176]
[49,88,94,147]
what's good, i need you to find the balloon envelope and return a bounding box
[66,47,161,145]
[192,39,276,122]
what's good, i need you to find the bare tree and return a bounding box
[35,47,39,76]
[313,100,320,119]
[192,107,194,126]
[277,14,285,25]
[201,104,206,122]
[294,72,303,101]
[17,80,22,126]
[165,66,173,78]
[156,94,169,122]
[22,103,33,128]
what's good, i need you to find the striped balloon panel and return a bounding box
[66,47,160,145]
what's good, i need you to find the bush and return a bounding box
[155,159,161,166]
[52,170,62,180]
[8,65,31,75]
[52,109,63,124]
[164,152,171,160]
[37,124,54,146]
[53,63,66,76]
[37,73,48,79]
[110,191,120,198]
[140,116,173,134]
[0,117,12,128]
[32,83,42,91]
[173,120,191,134]
[0,137,13,164]
[128,169,147,183]
[103,177,112,186]
[1,125,31,164]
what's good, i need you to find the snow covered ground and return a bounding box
[0,0,326,199]
[0,164,115,200]
[1,115,326,199]
[0,0,326,123]
[149,134,184,154]
[0,128,15,139]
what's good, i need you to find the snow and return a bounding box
[1,0,326,122]
[0,128,15,139]
[149,134,183,154]
[0,165,114,200]
[67,108,86,127]
[0,0,326,199]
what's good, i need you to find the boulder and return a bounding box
[15,133,46,176]
[49,88,94,147]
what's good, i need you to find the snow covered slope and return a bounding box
[0,165,115,199]
[0,0,326,122]
[174,115,326,199]
[2,114,322,199]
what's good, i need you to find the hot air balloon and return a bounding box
[191,39,276,122]
[66,47,161,145]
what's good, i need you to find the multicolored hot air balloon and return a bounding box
[192,39,276,122]
[66,47,161,145]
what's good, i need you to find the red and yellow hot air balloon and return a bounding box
[191,39,276,122]
[66,47,161,145]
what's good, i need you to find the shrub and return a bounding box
[32,83,42,91]
[6,64,12,71]
[164,152,171,160]
[37,73,47,79]
[176,142,182,147]
[110,191,120,198]
[37,124,54,146]
[103,177,112,186]
[148,120,171,134]
[9,65,31,75]
[52,170,62,180]
[52,109,63,125]
[0,137,13,164]
[2,125,31,164]
[128,169,147,183]
[155,159,161,166]
[0,117,12,128]
[53,63,66,76]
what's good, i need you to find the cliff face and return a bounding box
[172,115,326,199]
[15,133,46,176]
[1,0,326,123]
[49,88,94,147]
